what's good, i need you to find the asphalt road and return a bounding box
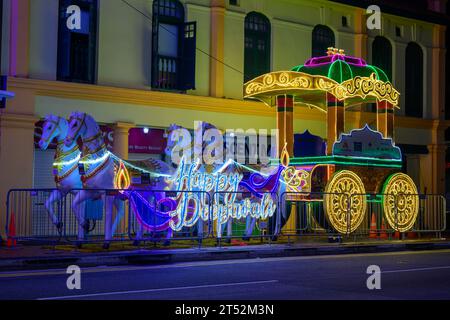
[1,250,450,300]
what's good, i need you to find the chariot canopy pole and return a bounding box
[377,101,395,139]
[326,92,345,155]
[276,95,294,157]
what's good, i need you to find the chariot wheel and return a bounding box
[324,170,367,234]
[382,173,419,232]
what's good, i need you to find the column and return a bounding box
[377,100,394,138]
[276,95,294,157]
[210,0,225,98]
[431,24,446,120]
[353,8,368,60]
[112,122,134,160]
[9,0,30,77]
[0,113,38,239]
[427,120,447,195]
[326,93,344,155]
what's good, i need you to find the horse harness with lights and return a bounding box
[69,114,111,186]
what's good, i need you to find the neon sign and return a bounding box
[166,159,277,232]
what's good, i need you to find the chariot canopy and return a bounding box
[243,47,400,112]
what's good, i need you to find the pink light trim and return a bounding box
[304,54,367,68]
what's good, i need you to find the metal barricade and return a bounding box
[5,188,447,245]
[127,190,212,245]
[413,194,446,234]
[279,191,344,237]
[211,191,278,242]
[6,189,68,242]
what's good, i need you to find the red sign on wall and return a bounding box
[128,128,166,154]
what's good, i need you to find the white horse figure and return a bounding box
[65,112,174,248]
[65,112,121,248]
[38,114,82,234]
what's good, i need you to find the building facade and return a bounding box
[0,0,449,237]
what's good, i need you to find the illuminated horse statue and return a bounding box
[65,112,173,247]
[38,114,82,234]
[65,112,126,247]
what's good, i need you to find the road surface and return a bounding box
[1,250,450,300]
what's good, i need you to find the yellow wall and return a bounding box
[28,0,58,80]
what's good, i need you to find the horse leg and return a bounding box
[226,219,232,242]
[45,190,63,228]
[103,195,114,249]
[243,216,251,241]
[72,191,90,242]
[272,204,282,241]
[196,219,203,245]
[111,197,125,237]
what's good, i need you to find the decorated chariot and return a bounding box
[244,48,419,234]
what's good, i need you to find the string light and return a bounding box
[53,154,81,167]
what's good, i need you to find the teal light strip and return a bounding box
[271,155,402,168]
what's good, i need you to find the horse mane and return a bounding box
[84,112,100,132]
[43,114,58,123]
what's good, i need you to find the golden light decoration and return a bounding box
[340,73,399,107]
[280,143,290,167]
[279,143,310,192]
[323,170,367,234]
[114,160,131,190]
[382,173,419,232]
[243,71,400,107]
[282,167,309,192]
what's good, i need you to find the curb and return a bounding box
[1,241,450,272]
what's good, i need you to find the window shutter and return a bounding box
[57,0,72,81]
[180,21,196,91]
[151,14,160,88]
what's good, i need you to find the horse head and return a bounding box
[65,111,87,147]
[39,114,69,150]
[65,111,101,148]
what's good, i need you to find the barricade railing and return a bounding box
[6,189,68,242]
[411,194,446,233]
[5,188,447,245]
[210,191,278,243]
[127,190,212,244]
[6,188,214,245]
[278,191,447,239]
[349,193,446,238]
[279,191,344,237]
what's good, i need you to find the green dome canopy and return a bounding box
[291,49,390,83]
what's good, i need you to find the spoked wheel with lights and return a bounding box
[323,170,367,234]
[382,173,419,232]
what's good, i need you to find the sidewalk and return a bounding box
[1,237,450,271]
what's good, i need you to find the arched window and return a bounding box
[405,42,423,118]
[244,12,271,83]
[372,36,392,81]
[312,25,335,57]
[152,0,196,91]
